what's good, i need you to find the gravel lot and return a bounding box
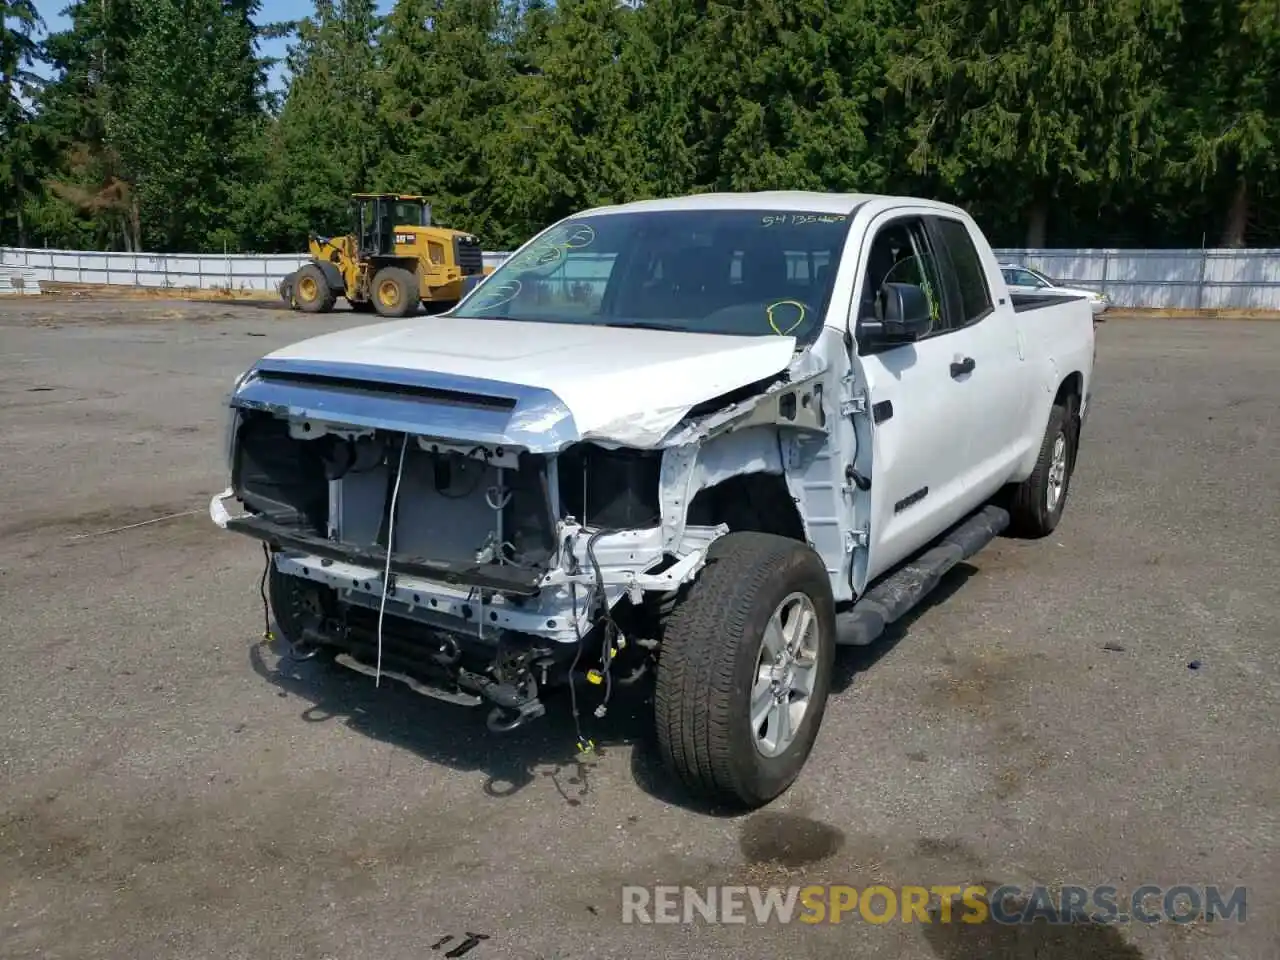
[1,299,1277,960]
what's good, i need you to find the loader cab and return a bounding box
[350,194,432,258]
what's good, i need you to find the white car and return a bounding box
[212,192,1095,808]
[1000,263,1109,317]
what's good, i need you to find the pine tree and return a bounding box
[0,0,43,245]
[1164,0,1279,246]
[376,0,513,239]
[490,0,646,241]
[109,0,267,250]
[251,0,384,251]
[891,0,1181,247]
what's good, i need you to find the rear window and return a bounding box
[935,218,994,324]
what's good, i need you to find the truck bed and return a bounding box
[1011,291,1087,313]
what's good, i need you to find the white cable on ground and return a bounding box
[376,433,410,688]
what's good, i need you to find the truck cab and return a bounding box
[214,191,1094,809]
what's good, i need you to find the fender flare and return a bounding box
[312,259,344,291]
[278,271,297,302]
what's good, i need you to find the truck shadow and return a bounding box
[245,562,981,816]
[830,562,980,695]
[248,638,664,806]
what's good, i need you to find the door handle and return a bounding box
[950,356,976,378]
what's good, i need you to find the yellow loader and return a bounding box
[280,194,492,317]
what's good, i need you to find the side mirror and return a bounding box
[861,282,933,344]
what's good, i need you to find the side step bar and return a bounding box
[835,504,1010,647]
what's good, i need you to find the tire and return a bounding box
[1007,401,1076,538]
[654,532,836,809]
[371,266,418,318]
[268,564,336,659]
[292,263,336,314]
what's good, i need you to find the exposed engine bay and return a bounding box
[210,343,835,736]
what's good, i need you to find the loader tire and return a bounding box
[372,266,417,318]
[292,263,336,314]
[654,532,836,809]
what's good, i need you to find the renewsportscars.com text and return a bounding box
[620,883,1247,926]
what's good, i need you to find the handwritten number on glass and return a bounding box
[761,214,848,227]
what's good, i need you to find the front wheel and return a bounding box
[292,263,336,314]
[267,564,336,661]
[371,266,418,318]
[654,532,836,809]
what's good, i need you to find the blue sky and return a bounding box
[29,0,393,89]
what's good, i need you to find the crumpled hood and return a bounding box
[258,314,797,446]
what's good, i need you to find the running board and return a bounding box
[835,504,1010,647]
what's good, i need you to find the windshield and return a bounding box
[393,201,427,226]
[452,208,853,342]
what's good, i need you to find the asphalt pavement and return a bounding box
[1,299,1277,960]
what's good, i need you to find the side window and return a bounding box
[934,217,995,325]
[856,216,949,347]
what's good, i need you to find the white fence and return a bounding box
[1,247,310,291]
[0,247,512,293]
[4,244,1280,310]
[992,248,1280,310]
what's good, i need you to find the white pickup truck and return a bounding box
[211,191,1095,808]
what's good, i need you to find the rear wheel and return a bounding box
[293,263,336,314]
[654,532,836,809]
[372,266,417,318]
[1007,401,1076,537]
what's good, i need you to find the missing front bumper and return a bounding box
[225,512,550,595]
[213,486,725,645]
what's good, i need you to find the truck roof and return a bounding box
[578,190,975,220]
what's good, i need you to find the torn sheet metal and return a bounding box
[581,403,702,449]
[655,350,832,549]
[273,522,729,645]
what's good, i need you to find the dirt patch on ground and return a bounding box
[33,282,280,302]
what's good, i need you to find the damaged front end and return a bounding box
[211,357,746,731]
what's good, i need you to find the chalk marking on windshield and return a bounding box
[471,279,522,311]
[510,222,597,271]
[767,300,808,336]
[511,244,563,271]
[562,223,596,248]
